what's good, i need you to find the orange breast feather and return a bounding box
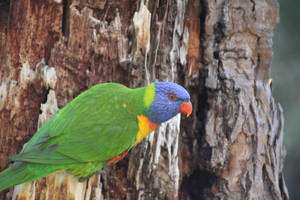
[134,115,159,145]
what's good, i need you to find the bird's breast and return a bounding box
[134,115,159,145]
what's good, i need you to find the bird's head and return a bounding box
[144,82,192,124]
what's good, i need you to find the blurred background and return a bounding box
[272,0,300,199]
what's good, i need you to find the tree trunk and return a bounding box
[0,0,289,200]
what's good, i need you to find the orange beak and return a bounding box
[179,101,192,117]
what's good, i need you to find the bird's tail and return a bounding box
[0,163,59,191]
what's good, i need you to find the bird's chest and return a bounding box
[134,115,159,145]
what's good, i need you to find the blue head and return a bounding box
[146,82,192,124]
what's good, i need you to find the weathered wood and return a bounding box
[179,0,288,199]
[0,0,288,199]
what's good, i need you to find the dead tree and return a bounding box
[0,0,288,199]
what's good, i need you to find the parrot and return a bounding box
[0,81,192,191]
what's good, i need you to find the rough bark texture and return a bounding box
[0,0,288,200]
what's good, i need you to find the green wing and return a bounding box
[11,83,141,164]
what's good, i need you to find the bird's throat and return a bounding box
[134,115,159,145]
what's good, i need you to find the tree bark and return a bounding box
[0,0,288,200]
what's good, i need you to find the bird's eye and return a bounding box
[169,94,176,101]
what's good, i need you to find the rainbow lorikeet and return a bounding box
[0,82,192,191]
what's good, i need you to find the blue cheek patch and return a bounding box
[147,82,190,124]
[149,95,181,123]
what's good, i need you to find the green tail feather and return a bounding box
[0,163,59,191]
[0,161,107,191]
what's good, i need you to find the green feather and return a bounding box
[0,82,150,191]
[0,163,61,191]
